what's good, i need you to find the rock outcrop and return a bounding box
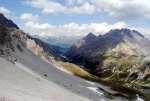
[0,13,63,64]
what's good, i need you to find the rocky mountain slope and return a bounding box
[26,35,66,60]
[0,14,65,64]
[66,29,150,87]
[0,13,91,101]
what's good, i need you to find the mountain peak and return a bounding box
[88,32,94,35]
[66,28,150,62]
[107,28,129,35]
[86,32,95,37]
[106,28,145,39]
[83,32,97,42]
[0,13,19,29]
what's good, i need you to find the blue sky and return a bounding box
[0,0,150,37]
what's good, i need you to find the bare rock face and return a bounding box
[8,28,64,63]
[26,35,65,61]
[0,23,15,63]
[26,35,59,63]
[0,13,63,64]
[0,23,7,45]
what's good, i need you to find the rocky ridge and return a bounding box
[0,13,63,64]
[66,29,150,87]
[0,13,19,29]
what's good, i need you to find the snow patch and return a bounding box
[85,81,95,85]
[99,99,105,101]
[136,94,144,101]
[87,87,103,95]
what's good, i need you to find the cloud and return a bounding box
[24,0,96,14]
[66,0,87,6]
[24,21,128,37]
[0,7,17,19]
[67,3,95,14]
[0,7,12,17]
[25,21,55,30]
[24,0,67,14]
[89,0,150,20]
[24,0,150,20]
[23,19,150,39]
[20,13,39,21]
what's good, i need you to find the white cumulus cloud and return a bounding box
[24,0,96,14]
[24,0,150,20]
[23,20,150,39]
[0,7,17,19]
[20,13,39,21]
[66,0,87,6]
[67,3,95,14]
[89,0,150,20]
[24,21,128,37]
[25,21,55,30]
[0,7,12,17]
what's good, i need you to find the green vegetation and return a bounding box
[56,61,94,78]
[101,51,145,84]
[56,51,150,100]
[56,59,150,100]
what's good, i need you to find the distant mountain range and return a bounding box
[66,29,150,86]
[33,35,82,48]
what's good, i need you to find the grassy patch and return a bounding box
[56,61,95,78]
[55,52,150,100]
